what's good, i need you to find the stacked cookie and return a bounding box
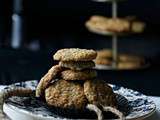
[35,48,122,119]
[54,48,97,80]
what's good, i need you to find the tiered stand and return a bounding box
[87,0,137,69]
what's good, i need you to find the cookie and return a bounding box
[104,18,130,33]
[86,15,130,33]
[59,61,95,70]
[118,61,141,69]
[97,49,112,59]
[86,18,110,34]
[131,21,145,33]
[119,54,144,63]
[94,58,112,65]
[45,79,87,109]
[36,65,63,97]
[53,48,97,61]
[61,69,97,80]
[84,79,117,107]
[90,15,109,22]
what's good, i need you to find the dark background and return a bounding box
[0,0,160,96]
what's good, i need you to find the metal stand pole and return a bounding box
[112,0,117,18]
[112,0,118,68]
[112,34,118,68]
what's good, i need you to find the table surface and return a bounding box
[0,86,160,120]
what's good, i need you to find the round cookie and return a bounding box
[36,65,63,98]
[90,15,109,23]
[97,49,112,59]
[94,58,112,65]
[118,61,141,69]
[61,69,97,81]
[131,21,145,33]
[84,79,117,107]
[86,15,130,33]
[53,48,97,61]
[59,61,95,70]
[119,54,144,63]
[105,18,130,33]
[45,79,87,109]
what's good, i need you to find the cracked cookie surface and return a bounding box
[45,79,87,109]
[61,69,97,81]
[36,65,63,97]
[59,61,95,70]
[53,48,97,61]
[84,79,117,107]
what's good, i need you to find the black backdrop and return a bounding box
[1,0,160,50]
[0,0,160,96]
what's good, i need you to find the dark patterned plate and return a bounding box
[3,80,156,120]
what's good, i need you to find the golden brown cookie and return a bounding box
[45,79,87,109]
[61,69,97,81]
[131,21,145,33]
[118,61,141,69]
[59,61,95,70]
[86,18,109,34]
[53,48,97,61]
[84,79,117,107]
[90,15,109,22]
[94,58,112,65]
[119,54,144,63]
[106,18,130,33]
[97,49,112,59]
[36,65,63,97]
[86,15,130,33]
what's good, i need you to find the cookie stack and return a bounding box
[54,48,97,80]
[35,48,120,119]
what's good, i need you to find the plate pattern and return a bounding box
[111,84,156,119]
[3,80,156,120]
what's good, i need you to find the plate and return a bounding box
[3,80,156,120]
